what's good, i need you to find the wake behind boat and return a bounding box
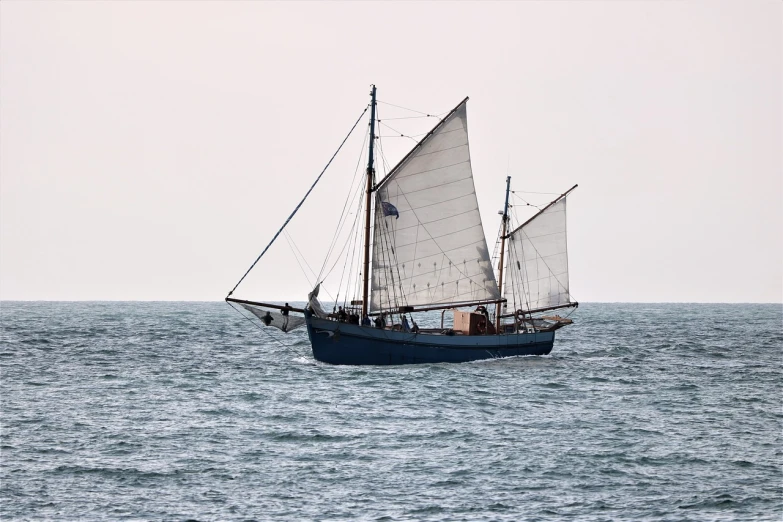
[227,86,578,365]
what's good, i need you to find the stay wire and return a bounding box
[378,122,422,143]
[321,171,368,283]
[380,115,438,121]
[317,125,370,282]
[339,169,368,307]
[510,192,543,210]
[283,230,314,288]
[348,199,364,307]
[228,105,368,297]
[376,100,432,116]
[283,229,336,302]
[328,171,368,300]
[343,189,365,307]
[512,190,560,195]
[376,100,448,120]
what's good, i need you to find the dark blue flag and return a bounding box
[381,201,399,219]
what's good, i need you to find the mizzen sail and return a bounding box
[370,100,500,312]
[504,196,572,312]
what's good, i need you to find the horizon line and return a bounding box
[1,299,781,305]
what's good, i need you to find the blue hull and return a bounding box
[304,313,555,365]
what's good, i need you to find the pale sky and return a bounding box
[1,1,781,303]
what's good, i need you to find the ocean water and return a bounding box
[1,302,781,521]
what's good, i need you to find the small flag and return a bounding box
[381,201,399,219]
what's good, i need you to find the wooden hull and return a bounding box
[304,312,555,365]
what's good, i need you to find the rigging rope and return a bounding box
[512,190,560,195]
[376,100,439,117]
[510,192,543,210]
[380,115,439,121]
[283,230,315,288]
[490,214,505,321]
[282,229,337,302]
[317,126,369,282]
[378,122,420,143]
[322,172,367,285]
[227,105,368,297]
[339,184,366,308]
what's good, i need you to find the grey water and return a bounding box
[1,302,781,521]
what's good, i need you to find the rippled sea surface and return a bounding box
[1,302,781,521]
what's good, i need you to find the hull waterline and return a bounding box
[304,313,554,365]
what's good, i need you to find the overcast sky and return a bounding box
[1,1,780,303]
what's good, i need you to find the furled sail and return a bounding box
[504,197,571,312]
[370,100,500,312]
[307,283,328,319]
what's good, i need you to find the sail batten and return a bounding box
[393,160,471,181]
[370,101,500,312]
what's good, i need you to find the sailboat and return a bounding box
[226,86,578,365]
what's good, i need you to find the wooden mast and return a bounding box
[495,176,511,333]
[361,85,377,318]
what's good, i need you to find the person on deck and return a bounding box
[281,303,291,316]
[262,311,274,326]
[374,313,386,329]
[337,306,348,323]
[361,314,371,326]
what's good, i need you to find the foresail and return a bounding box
[240,303,306,333]
[370,101,500,312]
[504,197,570,312]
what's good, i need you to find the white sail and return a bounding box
[504,197,571,312]
[370,101,500,312]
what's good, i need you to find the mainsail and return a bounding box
[504,196,571,312]
[370,100,500,312]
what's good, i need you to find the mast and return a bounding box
[362,85,377,317]
[495,176,511,332]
